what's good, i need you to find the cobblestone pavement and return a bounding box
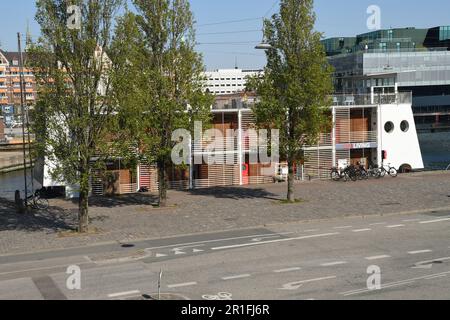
[1,171,449,255]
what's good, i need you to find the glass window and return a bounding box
[400,121,410,132]
[384,122,394,133]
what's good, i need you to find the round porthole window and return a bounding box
[400,120,409,132]
[384,121,394,133]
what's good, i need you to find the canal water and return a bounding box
[1,132,450,200]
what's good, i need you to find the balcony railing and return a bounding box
[332,92,412,106]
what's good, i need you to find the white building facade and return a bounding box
[202,69,262,95]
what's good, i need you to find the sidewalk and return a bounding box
[1,171,449,255]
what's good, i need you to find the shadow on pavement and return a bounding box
[0,197,77,233]
[189,186,281,201]
[77,193,160,208]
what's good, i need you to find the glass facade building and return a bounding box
[322,26,450,131]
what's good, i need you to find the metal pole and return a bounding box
[18,32,28,208]
[158,269,162,300]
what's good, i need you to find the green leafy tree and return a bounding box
[111,0,212,207]
[28,0,123,232]
[248,0,333,202]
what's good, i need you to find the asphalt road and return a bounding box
[1,209,450,300]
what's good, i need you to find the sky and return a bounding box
[1,0,450,70]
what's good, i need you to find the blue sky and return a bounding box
[1,0,450,70]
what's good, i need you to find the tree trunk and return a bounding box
[287,159,295,203]
[78,180,89,233]
[158,159,168,207]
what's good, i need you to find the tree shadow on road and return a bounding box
[72,193,160,208]
[189,186,281,201]
[0,197,77,233]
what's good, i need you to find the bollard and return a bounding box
[15,190,26,214]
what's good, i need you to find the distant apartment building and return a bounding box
[202,68,262,95]
[0,50,37,126]
[322,26,450,131]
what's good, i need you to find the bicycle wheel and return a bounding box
[331,170,340,181]
[360,169,369,180]
[389,168,398,178]
[35,198,49,211]
[343,172,349,182]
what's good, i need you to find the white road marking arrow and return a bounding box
[279,276,337,291]
[155,253,168,258]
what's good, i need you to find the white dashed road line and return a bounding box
[108,290,141,298]
[274,267,302,273]
[320,261,347,267]
[420,218,450,224]
[167,282,198,289]
[387,225,405,228]
[352,229,372,233]
[222,274,251,281]
[408,250,433,255]
[365,255,391,261]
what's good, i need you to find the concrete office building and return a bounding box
[202,69,262,95]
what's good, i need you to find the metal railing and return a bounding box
[332,92,412,106]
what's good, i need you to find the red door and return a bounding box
[242,163,249,185]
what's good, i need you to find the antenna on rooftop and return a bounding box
[235,56,238,69]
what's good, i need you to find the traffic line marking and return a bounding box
[365,255,391,260]
[222,274,251,281]
[108,290,140,298]
[387,224,405,228]
[155,253,168,258]
[334,226,353,230]
[341,271,450,296]
[352,229,371,233]
[211,233,339,251]
[424,274,447,280]
[167,282,197,289]
[408,250,433,255]
[369,222,387,226]
[420,218,450,224]
[274,267,302,273]
[279,276,337,291]
[320,261,347,267]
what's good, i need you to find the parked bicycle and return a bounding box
[26,189,50,211]
[355,162,369,180]
[368,164,382,179]
[330,165,358,182]
[378,163,398,178]
[330,166,347,182]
